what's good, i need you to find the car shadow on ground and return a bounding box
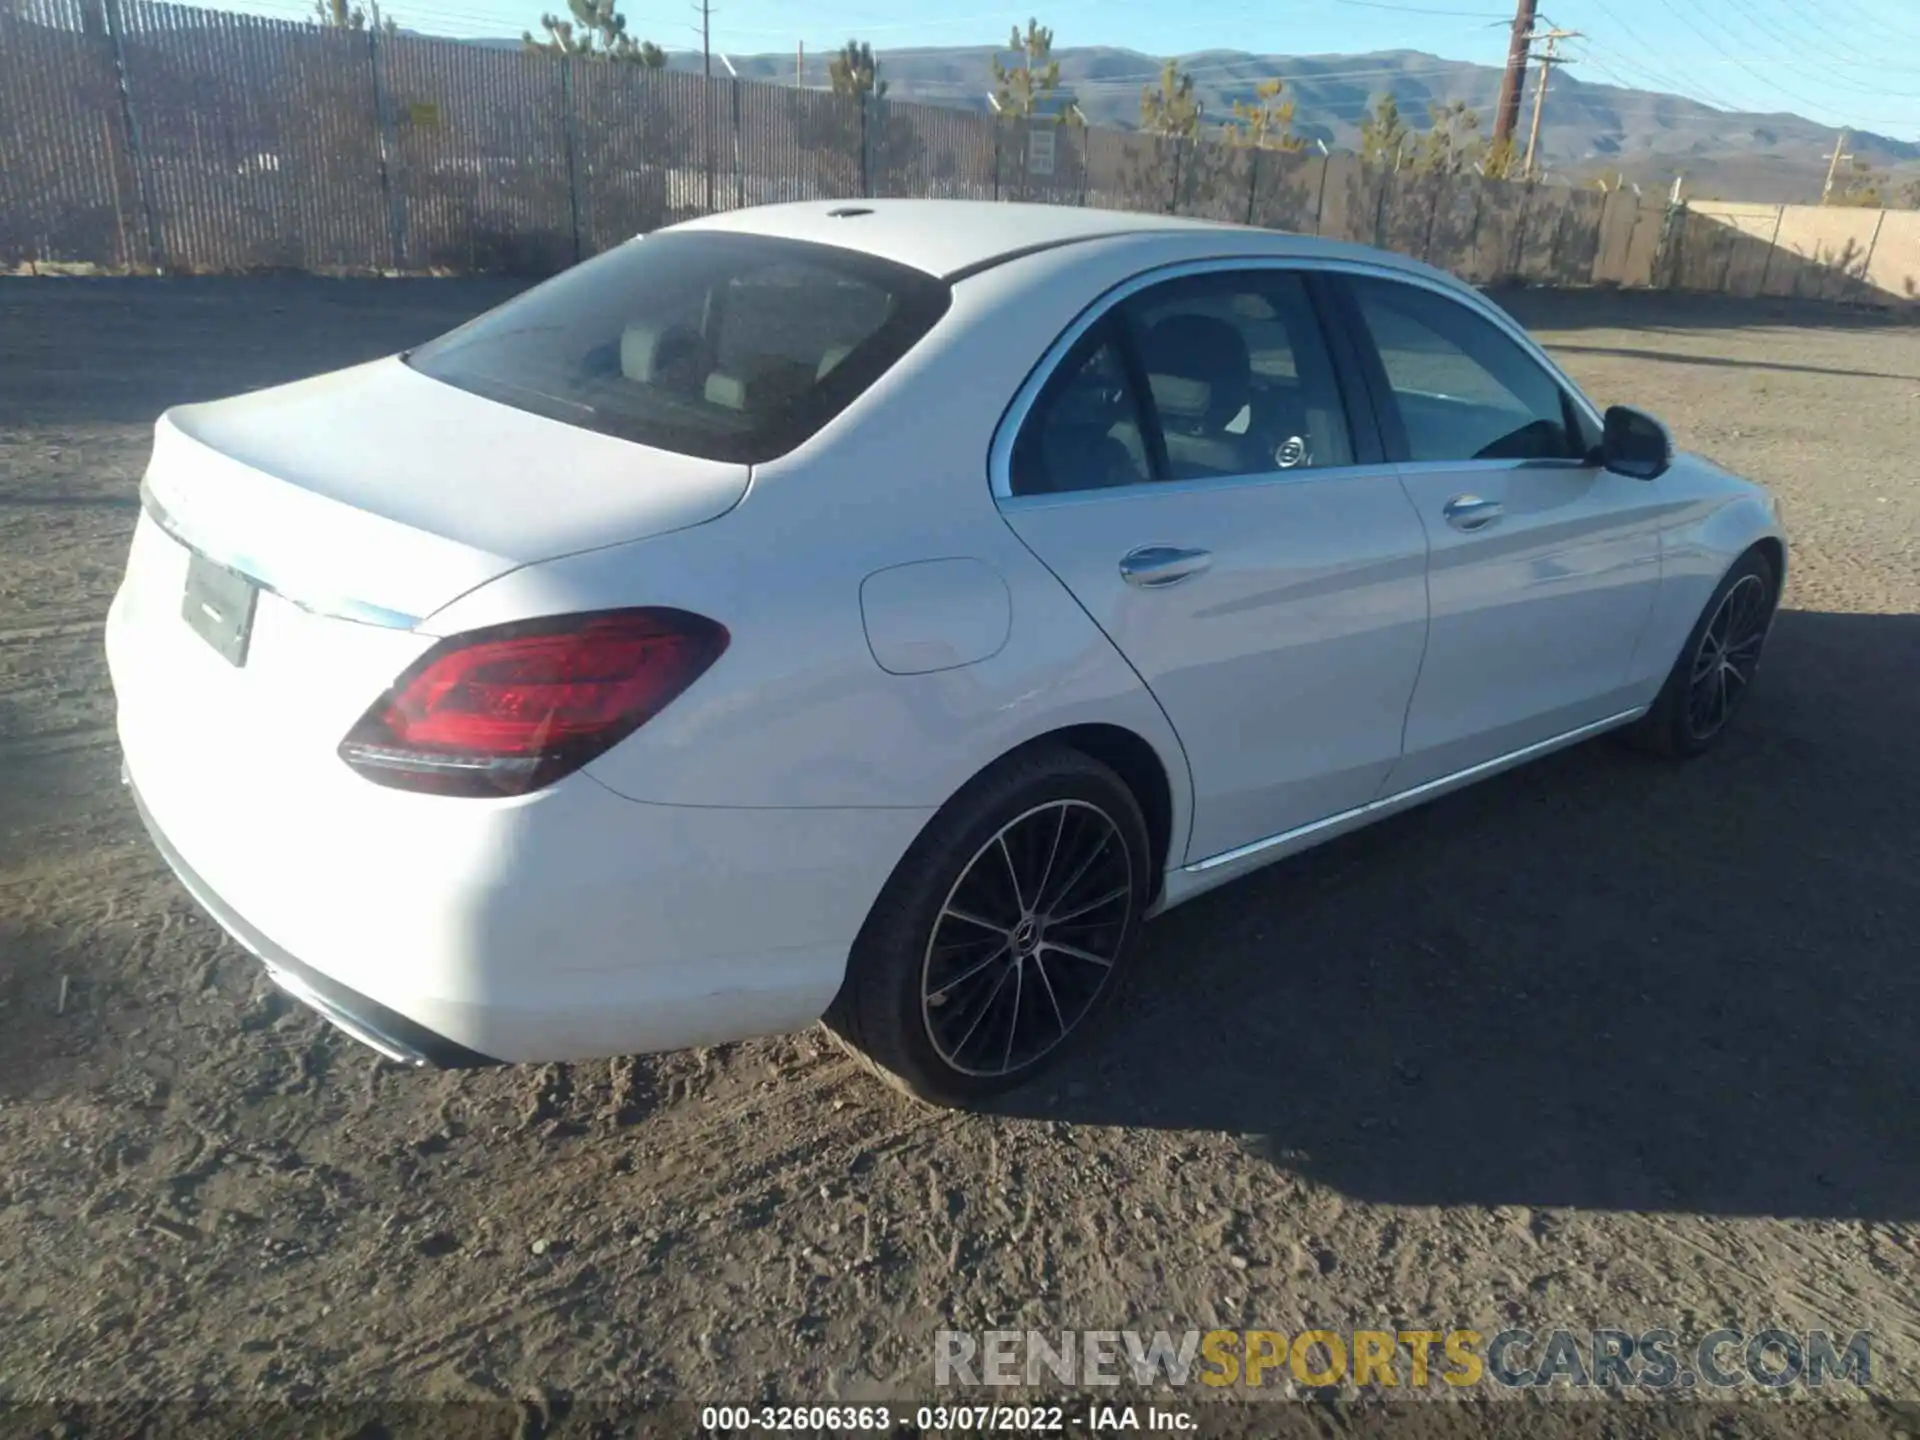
[988,609,1920,1223]
[1493,286,1918,336]
[1537,341,1920,385]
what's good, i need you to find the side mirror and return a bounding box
[1601,405,1673,480]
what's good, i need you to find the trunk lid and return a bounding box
[148,356,752,628]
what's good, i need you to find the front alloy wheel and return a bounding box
[1626,547,1779,759]
[1684,572,1771,743]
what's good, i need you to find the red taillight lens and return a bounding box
[339,608,728,797]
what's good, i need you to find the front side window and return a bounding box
[1349,276,1592,464]
[407,232,951,464]
[1009,268,1355,498]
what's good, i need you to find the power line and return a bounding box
[1565,0,1747,111]
[1328,0,1507,15]
[1652,2,1917,129]
[1837,0,1920,46]
[1753,0,1920,74]
[1568,40,1754,118]
[1714,0,1920,96]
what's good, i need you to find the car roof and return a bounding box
[668,199,1455,288]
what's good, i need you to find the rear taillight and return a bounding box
[339,608,728,797]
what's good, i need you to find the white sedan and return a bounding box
[108,200,1787,1105]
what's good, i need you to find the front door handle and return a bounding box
[1119,545,1214,589]
[1443,494,1504,532]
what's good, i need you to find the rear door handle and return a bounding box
[1443,495,1504,532]
[1119,545,1214,589]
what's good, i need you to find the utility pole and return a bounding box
[796,39,803,85]
[1522,27,1580,181]
[1492,0,1538,146]
[1820,128,1852,203]
[687,0,715,213]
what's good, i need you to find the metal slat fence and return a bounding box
[0,0,1773,300]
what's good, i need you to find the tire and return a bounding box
[1623,547,1779,759]
[825,743,1153,1108]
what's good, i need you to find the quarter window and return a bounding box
[1349,276,1592,464]
[1008,326,1154,496]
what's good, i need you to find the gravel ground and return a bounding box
[0,278,1917,1434]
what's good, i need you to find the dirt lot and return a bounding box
[1,278,1917,1432]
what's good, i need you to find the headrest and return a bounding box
[703,372,747,410]
[1142,314,1251,429]
[620,322,701,384]
[816,344,853,380]
[620,323,667,382]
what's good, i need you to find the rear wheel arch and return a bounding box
[879,720,1182,924]
[1025,723,1177,903]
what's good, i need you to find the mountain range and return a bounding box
[463,40,1920,203]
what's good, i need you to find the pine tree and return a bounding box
[313,0,365,29]
[1139,58,1201,138]
[991,19,1069,121]
[1830,156,1886,208]
[829,38,886,100]
[1226,77,1301,152]
[1480,134,1518,180]
[1411,99,1481,177]
[523,0,665,66]
[1359,93,1408,170]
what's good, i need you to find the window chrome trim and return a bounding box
[987,255,1603,502]
[1368,456,1597,478]
[997,459,1408,512]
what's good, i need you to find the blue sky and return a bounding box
[244,0,1920,139]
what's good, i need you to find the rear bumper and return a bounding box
[107,518,935,1066]
[125,766,501,1069]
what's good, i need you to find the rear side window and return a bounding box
[406,232,951,464]
[1008,268,1355,497]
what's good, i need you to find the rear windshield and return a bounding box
[406,231,952,464]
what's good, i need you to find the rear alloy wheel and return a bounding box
[923,799,1132,1079]
[1625,548,1778,758]
[827,745,1151,1106]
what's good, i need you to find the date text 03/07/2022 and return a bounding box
[698,1404,1196,1432]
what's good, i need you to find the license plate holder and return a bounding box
[181,551,259,667]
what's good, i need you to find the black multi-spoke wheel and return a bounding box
[1684,573,1770,742]
[825,745,1151,1106]
[1626,548,1778,759]
[922,800,1134,1079]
